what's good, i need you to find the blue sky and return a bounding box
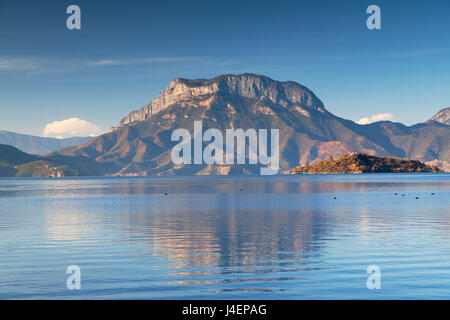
[0,0,449,137]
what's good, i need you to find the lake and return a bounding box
[0,174,449,299]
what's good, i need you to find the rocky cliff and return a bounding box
[119,74,327,126]
[429,107,450,125]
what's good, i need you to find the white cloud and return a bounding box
[87,57,191,67]
[356,113,395,125]
[0,57,40,71]
[88,59,123,66]
[0,56,197,73]
[43,118,102,139]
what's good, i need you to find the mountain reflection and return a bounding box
[116,194,331,280]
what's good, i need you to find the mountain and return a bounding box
[429,107,450,125]
[0,144,73,177]
[0,130,91,155]
[55,73,450,175]
[118,74,326,126]
[287,152,441,174]
[0,143,104,177]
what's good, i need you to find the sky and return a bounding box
[0,0,449,137]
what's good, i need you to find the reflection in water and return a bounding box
[0,174,449,299]
[110,193,333,293]
[44,206,102,242]
[130,205,327,274]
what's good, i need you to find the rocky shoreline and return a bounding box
[286,153,441,174]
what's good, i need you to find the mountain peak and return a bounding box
[429,107,450,125]
[119,73,325,126]
[171,73,273,87]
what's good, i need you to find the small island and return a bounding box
[286,153,441,174]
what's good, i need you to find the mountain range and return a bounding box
[1,74,449,176]
[0,130,91,155]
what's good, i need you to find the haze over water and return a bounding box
[0,174,449,299]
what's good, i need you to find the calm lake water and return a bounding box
[0,174,449,299]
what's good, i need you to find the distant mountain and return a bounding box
[0,144,73,177]
[54,73,450,175]
[429,107,450,125]
[0,144,101,177]
[287,153,441,174]
[0,130,91,155]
